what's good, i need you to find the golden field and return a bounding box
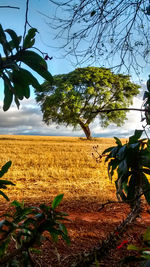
[0,135,123,205]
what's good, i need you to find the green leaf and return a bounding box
[127,174,136,201]
[108,158,119,181]
[117,145,127,160]
[0,24,11,56]
[143,227,150,243]
[14,96,20,109]
[102,146,115,155]
[141,168,150,175]
[11,200,22,208]
[118,159,128,179]
[0,190,9,201]
[142,174,150,205]
[5,29,21,51]
[0,180,15,186]
[23,28,37,49]
[3,81,13,111]
[52,194,64,209]
[0,161,12,178]
[129,130,143,143]
[17,50,53,82]
[127,244,139,251]
[147,78,150,92]
[114,137,122,146]
[0,238,10,257]
[15,68,41,91]
[143,91,150,100]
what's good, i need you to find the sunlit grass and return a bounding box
[0,135,124,204]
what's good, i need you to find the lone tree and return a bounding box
[36,67,139,139]
[47,0,150,76]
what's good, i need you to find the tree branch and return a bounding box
[92,107,150,114]
[0,6,20,9]
[23,0,32,41]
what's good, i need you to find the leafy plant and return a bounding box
[0,24,53,111]
[120,227,150,266]
[102,129,150,210]
[0,195,70,266]
[0,25,69,266]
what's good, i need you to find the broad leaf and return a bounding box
[143,227,150,243]
[114,137,122,146]
[0,190,9,201]
[52,194,64,209]
[23,28,37,49]
[3,81,13,111]
[129,129,143,143]
[127,174,136,201]
[0,161,12,178]
[117,145,127,160]
[17,50,53,82]
[142,174,150,205]
[5,29,21,51]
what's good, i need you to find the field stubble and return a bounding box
[0,135,121,204]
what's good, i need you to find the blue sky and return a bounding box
[0,0,149,138]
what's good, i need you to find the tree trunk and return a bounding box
[79,121,92,140]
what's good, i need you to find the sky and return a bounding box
[0,0,149,138]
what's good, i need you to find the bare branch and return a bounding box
[0,6,20,9]
[92,107,150,114]
[23,0,32,41]
[47,0,150,75]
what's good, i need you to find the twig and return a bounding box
[92,107,150,114]
[23,0,32,42]
[0,6,20,9]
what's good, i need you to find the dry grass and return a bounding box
[0,135,124,204]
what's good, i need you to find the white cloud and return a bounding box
[0,88,146,138]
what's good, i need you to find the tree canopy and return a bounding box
[47,0,150,76]
[36,67,140,139]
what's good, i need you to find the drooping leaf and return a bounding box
[14,95,20,109]
[3,81,13,111]
[0,161,12,178]
[141,174,150,205]
[114,137,122,146]
[127,244,139,251]
[102,146,115,155]
[143,227,150,244]
[52,194,64,209]
[141,168,150,175]
[129,129,143,143]
[5,29,21,51]
[127,174,136,202]
[117,145,127,160]
[0,190,9,201]
[143,91,150,100]
[0,180,15,186]
[23,28,37,49]
[17,50,53,82]
[0,24,11,56]
[117,159,128,179]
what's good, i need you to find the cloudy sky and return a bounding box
[0,1,149,138]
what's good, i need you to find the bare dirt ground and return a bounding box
[9,198,148,267]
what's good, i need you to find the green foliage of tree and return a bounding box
[36,67,140,139]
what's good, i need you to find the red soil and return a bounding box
[1,199,150,266]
